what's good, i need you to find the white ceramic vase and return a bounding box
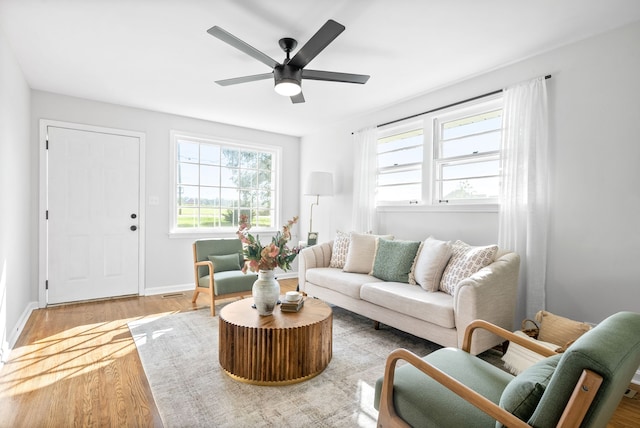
[252,270,280,316]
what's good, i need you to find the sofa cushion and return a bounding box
[497,354,561,428]
[198,270,257,295]
[207,253,241,273]
[412,237,453,292]
[360,282,455,328]
[371,239,421,283]
[439,240,498,295]
[306,267,383,299]
[343,232,393,274]
[329,230,351,268]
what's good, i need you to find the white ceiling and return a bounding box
[2,0,640,137]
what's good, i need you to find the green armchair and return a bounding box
[375,311,640,427]
[192,238,257,316]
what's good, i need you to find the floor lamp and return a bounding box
[304,171,333,245]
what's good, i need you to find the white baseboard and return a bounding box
[633,369,640,385]
[1,301,38,365]
[144,283,193,297]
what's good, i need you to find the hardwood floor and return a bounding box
[0,278,637,427]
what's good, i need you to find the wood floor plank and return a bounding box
[0,278,636,427]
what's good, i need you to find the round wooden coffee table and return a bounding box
[218,297,332,385]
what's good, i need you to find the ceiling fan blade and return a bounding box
[290,92,305,104]
[288,19,345,69]
[207,26,279,69]
[302,69,370,84]
[215,73,273,86]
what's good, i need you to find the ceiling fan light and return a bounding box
[275,80,302,96]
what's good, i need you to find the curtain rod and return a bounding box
[375,74,552,129]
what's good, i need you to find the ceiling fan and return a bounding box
[207,19,370,103]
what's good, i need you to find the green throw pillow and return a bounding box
[371,239,421,283]
[496,354,561,427]
[207,253,242,273]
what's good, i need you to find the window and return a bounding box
[434,99,502,204]
[376,95,502,206]
[170,131,280,233]
[376,123,423,203]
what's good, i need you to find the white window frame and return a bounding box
[169,130,283,237]
[375,93,502,211]
[376,120,425,206]
[432,95,503,205]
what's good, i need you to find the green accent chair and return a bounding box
[192,238,257,316]
[375,311,640,427]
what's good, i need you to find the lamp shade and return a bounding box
[304,172,334,196]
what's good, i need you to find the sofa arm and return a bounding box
[298,241,333,292]
[454,252,521,354]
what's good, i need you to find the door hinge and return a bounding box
[46,210,49,220]
[46,139,49,150]
[45,280,49,290]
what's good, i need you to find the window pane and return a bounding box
[378,169,421,186]
[376,183,421,202]
[240,169,257,188]
[200,187,219,206]
[378,146,423,168]
[441,131,501,158]
[177,141,199,163]
[378,132,423,154]
[200,165,219,186]
[240,151,258,169]
[201,144,220,165]
[199,207,217,227]
[442,110,502,140]
[220,188,239,206]
[258,152,272,170]
[220,167,238,187]
[178,185,198,205]
[222,149,239,167]
[177,163,198,185]
[440,176,499,200]
[441,160,499,180]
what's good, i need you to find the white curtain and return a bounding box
[498,76,549,321]
[352,126,377,233]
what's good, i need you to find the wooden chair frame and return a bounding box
[377,319,603,428]
[191,243,251,316]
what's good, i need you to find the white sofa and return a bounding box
[298,239,520,355]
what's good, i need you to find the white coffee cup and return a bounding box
[285,291,300,301]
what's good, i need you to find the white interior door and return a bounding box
[47,126,140,304]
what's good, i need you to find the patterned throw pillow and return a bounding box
[329,231,351,268]
[439,240,498,295]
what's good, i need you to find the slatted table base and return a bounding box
[219,298,332,385]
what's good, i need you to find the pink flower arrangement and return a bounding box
[236,214,299,273]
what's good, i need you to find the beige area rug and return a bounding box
[129,304,504,428]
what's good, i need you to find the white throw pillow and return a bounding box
[412,237,453,292]
[343,232,393,274]
[329,231,351,269]
[439,240,498,295]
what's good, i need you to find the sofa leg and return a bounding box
[374,321,380,330]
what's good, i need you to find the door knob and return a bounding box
[130,225,137,231]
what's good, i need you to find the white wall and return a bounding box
[31,92,301,295]
[300,21,640,325]
[0,27,32,360]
